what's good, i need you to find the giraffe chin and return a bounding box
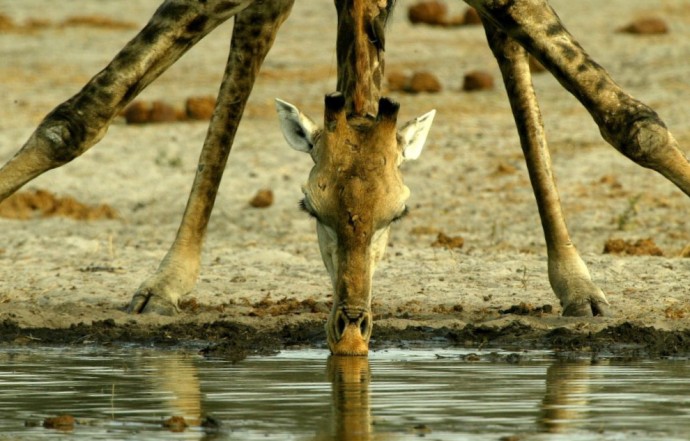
[328,323,370,356]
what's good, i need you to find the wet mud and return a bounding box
[2,318,689,361]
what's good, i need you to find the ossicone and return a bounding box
[377,97,400,122]
[324,92,346,129]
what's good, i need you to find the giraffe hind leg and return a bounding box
[482,20,610,316]
[128,0,296,314]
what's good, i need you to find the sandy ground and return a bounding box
[1,0,690,347]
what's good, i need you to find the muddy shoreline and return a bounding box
[2,319,689,361]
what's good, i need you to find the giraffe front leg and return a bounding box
[469,0,690,197]
[128,247,201,315]
[129,0,296,314]
[483,21,610,317]
[0,0,252,202]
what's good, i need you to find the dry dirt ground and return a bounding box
[1,0,690,356]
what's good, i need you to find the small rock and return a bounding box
[506,353,521,364]
[618,17,668,35]
[599,174,623,189]
[463,353,480,362]
[407,71,442,93]
[411,423,432,434]
[201,415,223,431]
[186,95,216,120]
[494,162,518,175]
[249,189,274,208]
[43,415,75,431]
[462,70,494,91]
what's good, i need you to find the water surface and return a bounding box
[0,347,688,440]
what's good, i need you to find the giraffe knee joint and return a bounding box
[37,104,93,165]
[618,116,671,168]
[601,103,671,169]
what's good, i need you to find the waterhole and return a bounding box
[0,347,688,440]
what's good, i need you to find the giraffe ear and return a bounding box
[398,109,436,161]
[275,99,319,153]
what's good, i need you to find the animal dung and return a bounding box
[618,17,669,35]
[162,416,188,432]
[603,238,664,256]
[0,13,135,33]
[43,415,75,431]
[461,7,482,25]
[123,96,217,124]
[462,70,494,92]
[0,189,117,220]
[148,100,179,123]
[386,70,409,92]
[431,232,464,249]
[408,1,480,27]
[386,70,442,94]
[249,189,274,208]
[123,100,179,124]
[59,15,137,30]
[122,101,152,124]
[0,13,15,31]
[408,1,447,26]
[408,71,443,93]
[185,95,216,120]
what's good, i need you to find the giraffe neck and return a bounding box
[334,0,393,117]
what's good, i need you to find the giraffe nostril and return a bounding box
[336,312,348,339]
[359,315,369,337]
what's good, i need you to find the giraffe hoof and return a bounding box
[591,299,612,317]
[562,299,611,317]
[127,290,179,316]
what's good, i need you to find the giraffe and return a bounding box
[1,0,690,357]
[276,94,435,355]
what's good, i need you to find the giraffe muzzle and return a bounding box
[328,307,372,356]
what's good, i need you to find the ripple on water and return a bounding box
[0,347,688,440]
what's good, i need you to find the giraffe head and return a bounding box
[276,93,435,356]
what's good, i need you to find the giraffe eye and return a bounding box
[299,198,318,220]
[391,206,409,223]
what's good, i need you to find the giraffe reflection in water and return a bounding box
[539,358,603,434]
[144,353,603,439]
[321,356,379,441]
[154,354,381,440]
[3,349,685,438]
